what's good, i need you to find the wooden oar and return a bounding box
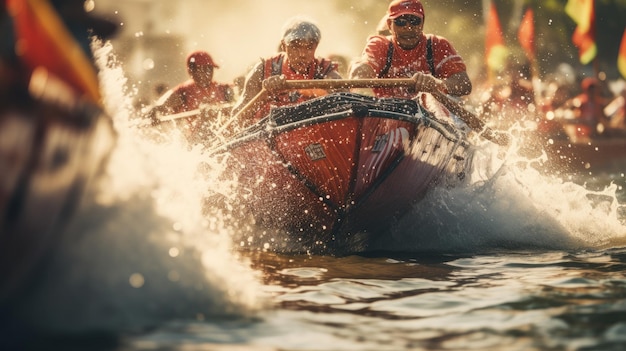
[229,78,509,146]
[231,78,418,124]
[277,78,509,146]
[228,88,270,127]
[230,78,419,124]
[430,90,510,146]
[156,109,201,122]
[156,103,233,122]
[281,78,418,90]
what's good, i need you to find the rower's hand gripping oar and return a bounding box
[278,78,510,146]
[231,77,509,146]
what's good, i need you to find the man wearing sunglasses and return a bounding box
[349,0,472,99]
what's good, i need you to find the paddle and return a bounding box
[229,88,270,126]
[239,78,509,146]
[155,103,233,122]
[146,103,240,141]
[230,78,421,124]
[430,90,510,146]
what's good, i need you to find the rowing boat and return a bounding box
[524,112,626,173]
[206,79,501,254]
[532,125,626,172]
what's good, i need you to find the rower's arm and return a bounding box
[146,89,182,125]
[231,62,264,117]
[347,62,376,95]
[348,61,376,79]
[442,71,472,97]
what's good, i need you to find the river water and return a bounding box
[129,249,626,351]
[8,44,626,351]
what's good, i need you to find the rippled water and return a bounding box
[13,248,626,351]
[127,249,626,351]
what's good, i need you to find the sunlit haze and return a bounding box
[93,0,388,102]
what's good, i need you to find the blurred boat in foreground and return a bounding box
[1,0,116,313]
[0,69,115,304]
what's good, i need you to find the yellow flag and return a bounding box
[619,28,626,79]
[565,0,597,64]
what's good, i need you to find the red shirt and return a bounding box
[170,80,233,139]
[360,34,467,98]
[171,80,231,113]
[263,53,336,105]
[251,52,336,119]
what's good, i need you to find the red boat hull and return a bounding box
[211,93,470,253]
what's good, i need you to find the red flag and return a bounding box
[7,0,101,103]
[565,0,597,64]
[485,1,507,73]
[517,7,535,60]
[619,28,626,79]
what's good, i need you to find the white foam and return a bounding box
[16,41,266,334]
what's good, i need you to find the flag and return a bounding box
[565,0,597,65]
[517,7,535,60]
[7,0,101,103]
[485,1,508,73]
[619,28,626,79]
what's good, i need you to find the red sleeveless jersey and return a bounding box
[254,53,336,119]
[171,80,232,139]
[360,34,467,98]
[171,80,231,113]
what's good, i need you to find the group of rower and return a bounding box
[472,59,626,143]
[147,0,473,143]
[144,0,626,147]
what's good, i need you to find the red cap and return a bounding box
[186,51,219,68]
[387,0,425,20]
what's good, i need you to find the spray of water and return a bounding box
[14,41,267,335]
[377,127,626,254]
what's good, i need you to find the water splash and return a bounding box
[14,41,266,335]
[377,128,626,254]
[51,44,625,320]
